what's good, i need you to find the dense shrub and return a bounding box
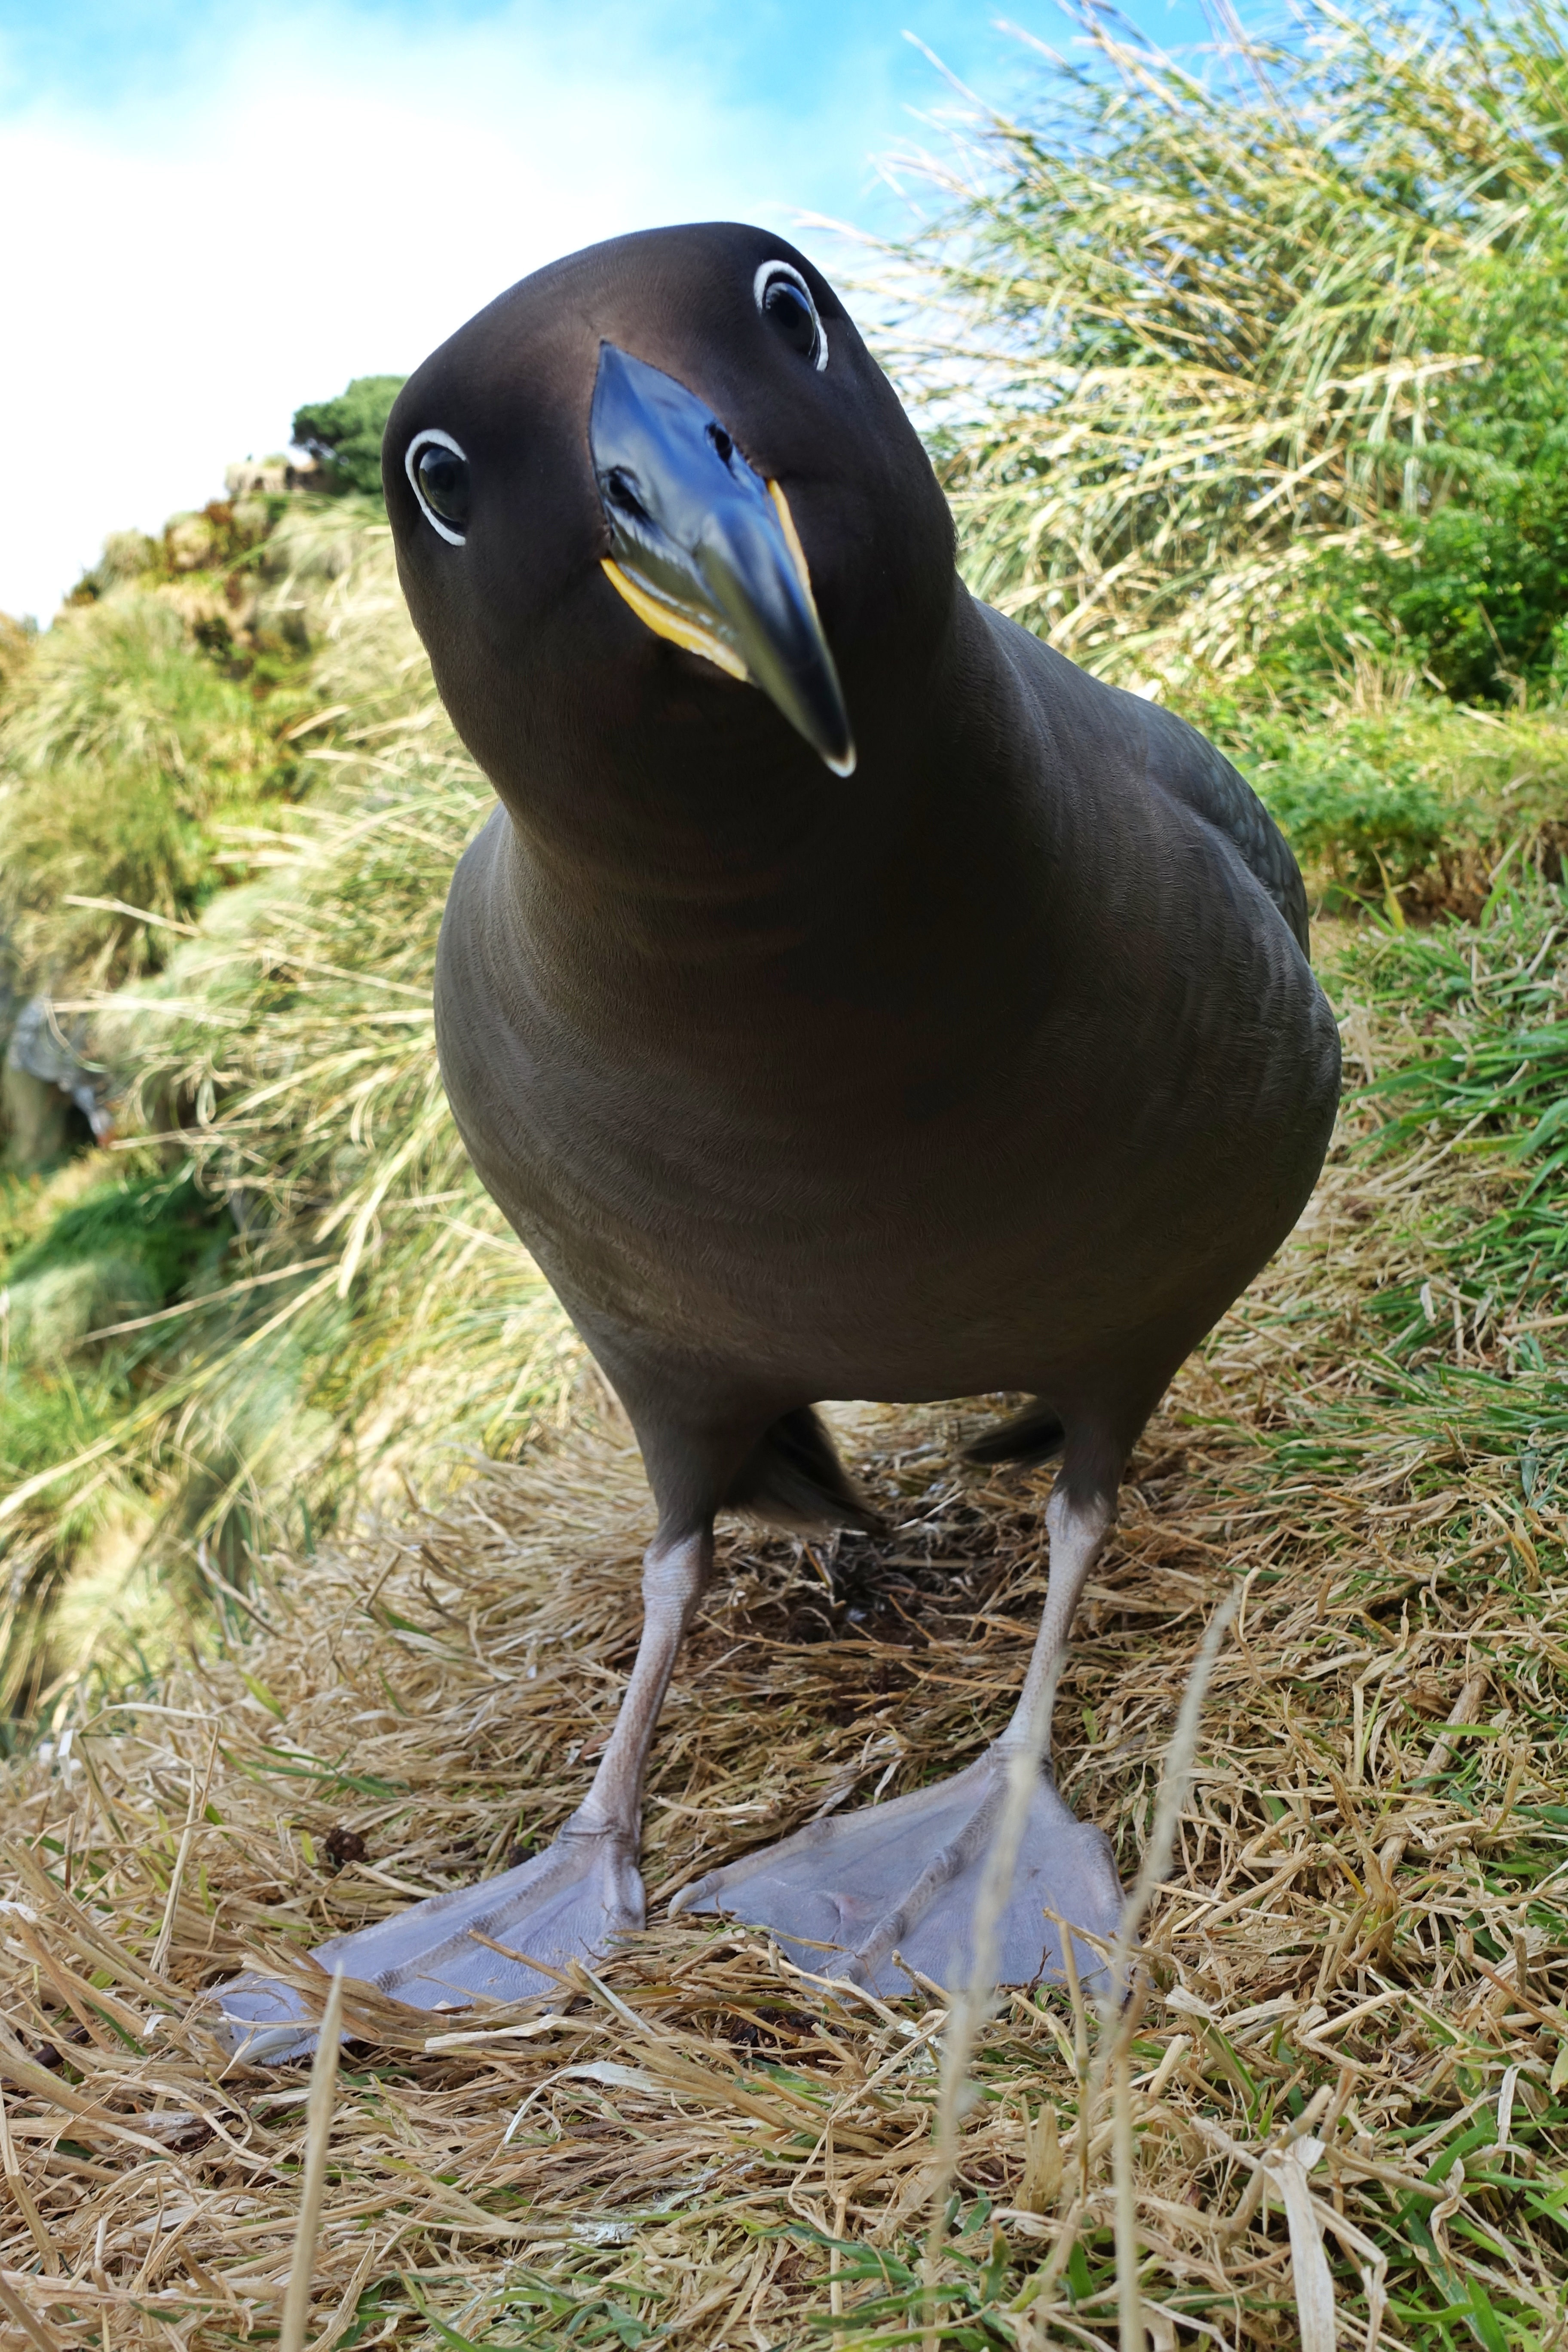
[1256,744,1453,894]
[1382,257,1568,701]
[291,376,408,498]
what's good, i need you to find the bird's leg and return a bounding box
[1004,1476,1111,1761]
[215,1525,711,2058]
[836,1481,1109,1984]
[557,1523,716,1868]
[674,1479,1124,1997]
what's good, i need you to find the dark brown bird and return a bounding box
[219,222,1338,2054]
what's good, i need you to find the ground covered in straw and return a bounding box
[3,973,1568,2348]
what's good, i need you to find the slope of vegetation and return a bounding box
[0,500,574,1713]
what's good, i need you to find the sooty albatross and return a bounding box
[218,222,1340,2053]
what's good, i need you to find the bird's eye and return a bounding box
[753,261,827,371]
[405,428,470,544]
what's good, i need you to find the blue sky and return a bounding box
[2,0,1224,622]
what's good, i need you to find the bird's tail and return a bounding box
[963,1400,1066,1467]
[723,1406,882,1534]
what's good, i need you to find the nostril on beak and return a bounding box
[604,466,647,521]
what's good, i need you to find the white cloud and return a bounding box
[1,3,856,623]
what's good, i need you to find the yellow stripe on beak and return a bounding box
[600,558,749,681]
[766,481,820,620]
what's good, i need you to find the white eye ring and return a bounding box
[753,260,828,372]
[405,426,469,545]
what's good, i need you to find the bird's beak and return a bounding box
[589,342,856,776]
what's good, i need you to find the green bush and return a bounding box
[1382,456,1568,705]
[1280,248,1568,704]
[291,376,408,498]
[1258,744,1452,894]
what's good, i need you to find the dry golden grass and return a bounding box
[0,1090,1564,2348]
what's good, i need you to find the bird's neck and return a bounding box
[490,588,1059,1041]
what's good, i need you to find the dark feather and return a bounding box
[1134,697,1311,957]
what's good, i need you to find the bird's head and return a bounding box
[383,224,956,841]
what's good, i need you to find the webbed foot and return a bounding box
[215,1824,641,2061]
[671,1749,1121,1997]
[216,1525,719,2063]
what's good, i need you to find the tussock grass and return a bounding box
[875,0,1568,694]
[112,524,579,1511]
[0,590,277,986]
[0,519,575,1712]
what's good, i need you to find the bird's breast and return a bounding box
[433,799,1338,1399]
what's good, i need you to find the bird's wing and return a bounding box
[1134,697,1311,959]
